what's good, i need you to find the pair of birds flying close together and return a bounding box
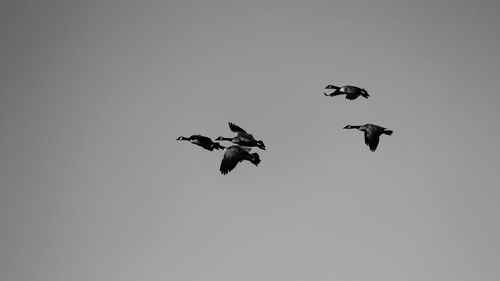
[324,84,393,152]
[176,122,266,175]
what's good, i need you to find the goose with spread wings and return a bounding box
[215,122,266,150]
[324,85,369,100]
[343,124,393,151]
[220,145,261,175]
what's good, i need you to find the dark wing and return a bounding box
[236,132,257,144]
[345,93,358,100]
[228,122,247,134]
[364,130,380,152]
[220,146,250,175]
[191,135,214,150]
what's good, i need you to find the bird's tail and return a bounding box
[361,92,370,99]
[249,153,261,166]
[384,129,393,136]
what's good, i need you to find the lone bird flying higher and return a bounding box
[324,85,369,100]
[343,123,393,151]
[216,122,266,150]
[176,135,225,151]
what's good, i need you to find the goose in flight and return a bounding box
[215,122,266,150]
[324,85,369,100]
[343,124,393,151]
[220,145,261,175]
[176,135,225,151]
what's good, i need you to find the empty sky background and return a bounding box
[1,1,500,280]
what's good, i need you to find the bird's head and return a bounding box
[176,136,188,141]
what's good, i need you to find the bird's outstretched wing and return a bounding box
[228,122,247,134]
[192,135,212,143]
[345,94,358,100]
[364,130,380,152]
[220,146,250,175]
[190,135,215,150]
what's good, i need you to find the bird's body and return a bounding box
[176,135,225,151]
[324,85,369,100]
[220,145,261,175]
[343,124,393,151]
[216,122,266,150]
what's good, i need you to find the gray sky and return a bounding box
[1,0,500,280]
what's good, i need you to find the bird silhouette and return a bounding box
[219,145,261,175]
[343,124,393,151]
[176,135,225,151]
[215,122,266,150]
[324,85,369,100]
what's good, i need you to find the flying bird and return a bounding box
[343,124,393,151]
[324,85,369,100]
[176,135,225,151]
[215,122,266,150]
[220,145,261,175]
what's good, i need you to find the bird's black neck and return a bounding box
[346,125,361,129]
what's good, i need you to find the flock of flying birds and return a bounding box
[177,83,393,175]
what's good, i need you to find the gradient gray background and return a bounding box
[1,1,499,280]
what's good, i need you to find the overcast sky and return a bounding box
[1,1,500,280]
